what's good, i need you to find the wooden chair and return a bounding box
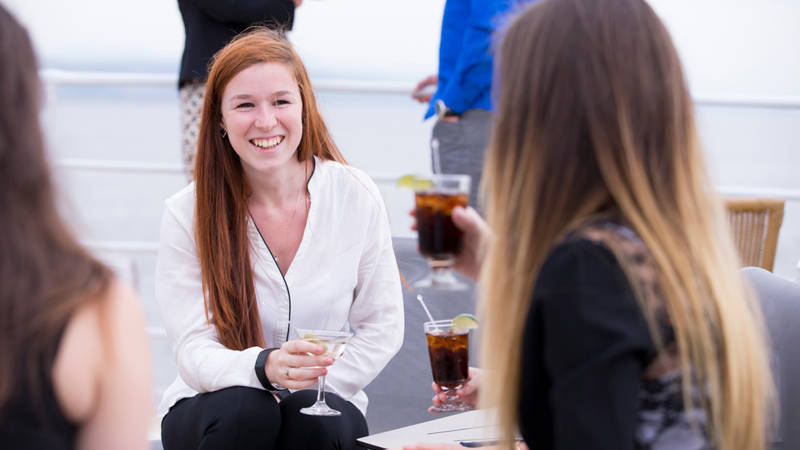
[725,197,785,271]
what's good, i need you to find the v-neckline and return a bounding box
[249,197,312,279]
[248,158,318,280]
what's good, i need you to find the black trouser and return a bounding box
[161,387,368,450]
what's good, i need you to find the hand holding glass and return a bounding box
[295,328,353,416]
[414,174,470,289]
[424,320,473,412]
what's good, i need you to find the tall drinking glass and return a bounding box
[295,328,353,416]
[424,319,473,412]
[414,174,470,290]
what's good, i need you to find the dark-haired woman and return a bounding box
[0,5,151,450]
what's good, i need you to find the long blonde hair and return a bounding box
[479,0,775,448]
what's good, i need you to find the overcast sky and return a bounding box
[3,0,799,97]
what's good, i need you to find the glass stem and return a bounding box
[317,375,327,405]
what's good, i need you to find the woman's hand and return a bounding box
[411,74,437,103]
[450,206,491,281]
[409,205,491,282]
[266,339,333,390]
[429,367,481,413]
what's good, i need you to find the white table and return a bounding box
[357,409,504,449]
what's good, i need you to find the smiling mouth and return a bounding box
[250,136,284,150]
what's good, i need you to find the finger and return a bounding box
[431,381,443,394]
[459,380,478,396]
[431,394,445,409]
[416,94,433,103]
[281,366,327,390]
[283,339,325,355]
[284,378,317,390]
[452,206,490,238]
[284,353,333,369]
[450,206,475,231]
[414,77,432,91]
[286,366,327,381]
[458,386,477,398]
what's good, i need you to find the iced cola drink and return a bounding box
[413,174,470,289]
[415,192,469,262]
[424,320,473,412]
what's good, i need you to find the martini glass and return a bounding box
[295,328,353,416]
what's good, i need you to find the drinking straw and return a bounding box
[431,138,442,174]
[416,294,436,323]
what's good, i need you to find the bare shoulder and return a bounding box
[53,279,146,424]
[103,280,146,330]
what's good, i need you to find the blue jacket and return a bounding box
[425,0,516,119]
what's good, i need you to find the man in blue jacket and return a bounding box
[412,0,515,210]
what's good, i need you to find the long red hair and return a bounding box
[194,28,346,350]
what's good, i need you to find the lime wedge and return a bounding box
[396,174,433,190]
[397,174,417,189]
[451,313,479,331]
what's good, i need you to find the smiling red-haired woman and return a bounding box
[156,28,404,450]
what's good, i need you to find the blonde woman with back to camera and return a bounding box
[0,5,152,450]
[404,0,775,449]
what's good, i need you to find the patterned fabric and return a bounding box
[179,80,205,181]
[575,219,713,450]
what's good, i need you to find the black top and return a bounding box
[518,229,712,450]
[0,326,77,449]
[177,0,296,87]
[519,237,658,449]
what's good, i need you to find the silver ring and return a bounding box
[284,368,290,378]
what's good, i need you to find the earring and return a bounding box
[221,129,227,139]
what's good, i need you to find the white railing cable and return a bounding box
[41,69,412,94]
[147,327,167,339]
[717,186,800,202]
[54,157,400,183]
[58,158,183,174]
[83,239,160,253]
[41,69,174,87]
[40,69,800,109]
[694,94,800,110]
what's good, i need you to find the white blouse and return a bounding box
[156,158,404,416]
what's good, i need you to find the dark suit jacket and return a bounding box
[177,0,295,87]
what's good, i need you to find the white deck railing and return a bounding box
[41,68,800,108]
